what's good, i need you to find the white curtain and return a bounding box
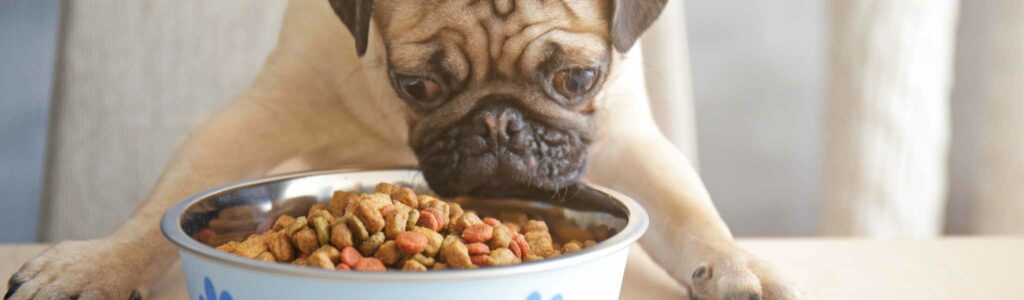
[643,0,1022,237]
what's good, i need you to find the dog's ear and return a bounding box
[328,0,375,56]
[610,0,668,52]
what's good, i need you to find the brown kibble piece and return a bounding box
[524,220,549,233]
[256,252,276,263]
[392,187,419,208]
[402,260,428,272]
[384,205,410,239]
[525,231,554,257]
[312,216,330,246]
[308,251,335,269]
[306,204,327,221]
[466,243,490,255]
[309,208,336,225]
[462,224,494,243]
[451,212,483,234]
[417,194,439,210]
[340,246,362,267]
[317,245,341,263]
[272,215,296,231]
[354,257,387,272]
[374,241,403,266]
[562,241,582,254]
[406,209,420,230]
[236,235,268,258]
[345,215,370,241]
[583,240,598,248]
[448,202,464,225]
[360,232,386,256]
[410,253,435,267]
[216,241,239,253]
[488,224,513,249]
[342,192,363,216]
[487,248,521,266]
[356,201,386,233]
[364,193,393,210]
[330,223,354,249]
[328,191,354,217]
[285,216,308,237]
[375,182,398,195]
[395,231,428,254]
[432,263,448,270]
[292,227,319,256]
[267,232,295,261]
[440,236,474,269]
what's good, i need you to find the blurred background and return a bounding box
[0,0,1020,242]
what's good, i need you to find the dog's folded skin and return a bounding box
[7,0,804,299]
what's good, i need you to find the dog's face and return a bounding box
[330,0,666,196]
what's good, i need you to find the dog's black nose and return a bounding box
[472,103,527,148]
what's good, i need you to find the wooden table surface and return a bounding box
[2,237,1021,299]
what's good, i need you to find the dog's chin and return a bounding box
[416,121,590,197]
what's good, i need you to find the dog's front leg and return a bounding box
[6,95,325,299]
[588,124,804,300]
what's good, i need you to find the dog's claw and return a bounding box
[692,265,709,281]
[5,277,22,300]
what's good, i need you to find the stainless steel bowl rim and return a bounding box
[161,168,649,282]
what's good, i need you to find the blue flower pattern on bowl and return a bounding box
[199,277,233,300]
[527,291,564,300]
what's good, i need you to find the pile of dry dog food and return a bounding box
[211,183,600,271]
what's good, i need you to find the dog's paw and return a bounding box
[6,239,144,300]
[688,249,807,300]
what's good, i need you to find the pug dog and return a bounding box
[7,0,803,299]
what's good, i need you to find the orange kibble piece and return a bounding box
[462,224,494,243]
[417,211,442,232]
[482,217,501,226]
[395,231,428,254]
[466,242,490,255]
[380,204,397,217]
[354,257,387,272]
[340,246,362,267]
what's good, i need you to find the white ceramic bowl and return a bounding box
[161,169,648,300]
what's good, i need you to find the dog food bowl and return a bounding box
[161,169,648,300]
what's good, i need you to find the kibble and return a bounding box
[210,182,602,271]
[395,231,428,254]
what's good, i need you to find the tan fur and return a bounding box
[8,1,803,299]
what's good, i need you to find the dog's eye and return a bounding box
[552,67,598,98]
[396,75,443,103]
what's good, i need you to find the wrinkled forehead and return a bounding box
[375,0,611,82]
